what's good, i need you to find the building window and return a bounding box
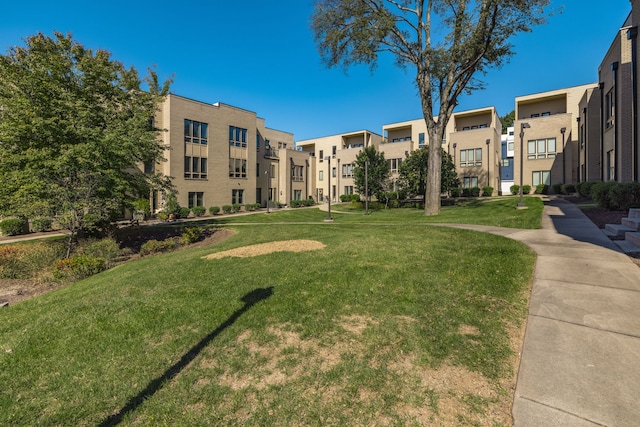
[184,156,208,179]
[292,165,304,182]
[184,119,208,145]
[605,89,615,129]
[332,167,336,178]
[294,189,302,200]
[342,163,353,178]
[463,177,478,188]
[527,138,556,160]
[319,170,324,181]
[532,170,550,186]
[144,160,154,174]
[256,163,260,177]
[607,150,615,181]
[460,148,482,167]
[332,145,337,156]
[232,189,244,204]
[387,158,402,173]
[229,126,247,148]
[344,186,354,195]
[256,134,260,151]
[319,150,324,162]
[229,158,247,178]
[278,141,287,149]
[188,192,204,208]
[508,141,514,151]
[418,133,425,148]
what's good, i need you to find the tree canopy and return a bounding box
[353,146,389,199]
[0,32,172,255]
[312,0,550,215]
[398,147,458,198]
[500,110,515,133]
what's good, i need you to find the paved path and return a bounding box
[444,197,640,426]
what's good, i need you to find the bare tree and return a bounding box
[312,0,550,215]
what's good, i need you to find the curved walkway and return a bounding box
[444,197,640,426]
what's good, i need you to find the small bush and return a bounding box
[132,199,151,219]
[178,207,191,219]
[222,205,233,214]
[157,212,169,221]
[552,183,563,194]
[192,206,206,217]
[31,217,53,232]
[610,182,640,211]
[140,238,179,256]
[0,218,27,236]
[450,188,462,198]
[522,185,532,195]
[53,255,106,281]
[81,238,122,267]
[482,186,493,197]
[232,203,242,213]
[591,182,618,210]
[181,227,201,245]
[535,184,549,194]
[561,183,576,195]
[209,206,220,215]
[577,181,599,198]
[340,194,360,203]
[0,242,65,280]
[510,185,520,195]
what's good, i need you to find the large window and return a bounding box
[232,189,244,204]
[418,133,425,148]
[532,170,550,186]
[341,163,353,178]
[184,119,208,145]
[188,192,204,208]
[344,186,354,195]
[294,190,302,200]
[387,158,402,173]
[463,176,478,188]
[460,148,482,167]
[229,158,247,178]
[229,126,247,148]
[292,165,304,181]
[184,156,208,179]
[605,89,615,129]
[527,138,556,160]
[319,170,324,181]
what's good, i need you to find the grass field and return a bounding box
[0,197,541,426]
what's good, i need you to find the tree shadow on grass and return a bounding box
[99,287,274,426]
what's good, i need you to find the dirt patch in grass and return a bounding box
[202,240,326,260]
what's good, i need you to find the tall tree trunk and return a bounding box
[424,125,442,216]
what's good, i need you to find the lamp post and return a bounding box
[365,160,370,215]
[325,156,333,221]
[518,123,530,209]
[486,139,491,189]
[560,127,567,184]
[265,168,270,214]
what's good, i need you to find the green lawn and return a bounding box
[0,200,540,426]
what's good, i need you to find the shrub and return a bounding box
[522,185,532,195]
[192,206,206,217]
[140,238,179,256]
[53,255,106,281]
[552,183,563,194]
[178,207,191,218]
[482,186,493,197]
[232,203,242,213]
[469,187,481,197]
[209,206,220,215]
[132,198,151,219]
[81,238,122,267]
[245,203,257,211]
[577,181,599,198]
[510,185,520,195]
[0,218,27,236]
[450,187,462,197]
[222,205,233,214]
[181,227,201,245]
[340,194,360,203]
[561,183,576,194]
[610,182,640,211]
[0,242,65,280]
[535,184,549,194]
[156,212,169,221]
[591,182,619,210]
[31,217,53,232]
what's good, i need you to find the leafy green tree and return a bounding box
[0,32,173,256]
[312,0,550,215]
[398,147,458,198]
[500,110,515,133]
[353,146,389,200]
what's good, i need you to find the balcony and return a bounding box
[264,149,279,159]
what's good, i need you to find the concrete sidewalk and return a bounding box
[447,197,640,426]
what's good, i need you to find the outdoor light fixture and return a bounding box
[265,169,270,214]
[561,127,567,183]
[325,156,333,221]
[486,139,491,189]
[518,123,530,209]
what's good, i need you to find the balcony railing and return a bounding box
[264,149,279,159]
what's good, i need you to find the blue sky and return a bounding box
[0,0,632,141]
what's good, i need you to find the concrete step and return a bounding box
[629,208,640,219]
[605,223,635,238]
[626,231,640,249]
[621,217,640,231]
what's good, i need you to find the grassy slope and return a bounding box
[0,199,540,425]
